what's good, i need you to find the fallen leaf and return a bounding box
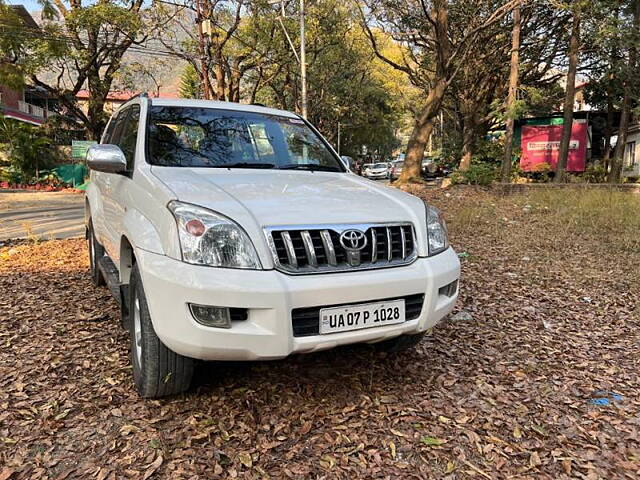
[142,455,163,480]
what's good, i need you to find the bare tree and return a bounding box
[360,0,521,184]
[153,0,276,103]
[555,7,581,183]
[26,0,166,138]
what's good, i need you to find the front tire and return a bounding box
[129,264,194,398]
[87,219,105,287]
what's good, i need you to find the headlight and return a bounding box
[425,204,449,256]
[168,201,261,269]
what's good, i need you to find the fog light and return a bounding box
[438,280,458,298]
[189,304,231,328]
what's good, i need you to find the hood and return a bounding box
[150,167,429,263]
[151,168,424,226]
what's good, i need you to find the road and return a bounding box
[0,190,85,241]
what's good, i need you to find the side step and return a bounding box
[97,256,131,329]
[98,256,121,303]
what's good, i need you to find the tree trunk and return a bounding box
[602,85,614,172]
[459,109,477,171]
[609,0,639,183]
[213,50,226,101]
[398,80,447,184]
[501,0,521,182]
[87,72,108,140]
[555,10,580,183]
[609,91,630,182]
[398,0,450,184]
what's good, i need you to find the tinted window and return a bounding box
[146,106,343,171]
[118,105,140,171]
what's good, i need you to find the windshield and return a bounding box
[146,106,344,171]
[372,163,387,169]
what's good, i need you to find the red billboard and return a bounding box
[520,122,588,172]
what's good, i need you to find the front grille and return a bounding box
[292,294,425,337]
[266,223,417,274]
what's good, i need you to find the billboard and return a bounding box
[72,140,97,160]
[520,122,588,172]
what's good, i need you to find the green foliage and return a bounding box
[251,1,404,158]
[582,164,608,183]
[472,137,505,166]
[179,64,202,99]
[450,163,496,186]
[36,169,62,187]
[0,116,52,180]
[0,165,24,184]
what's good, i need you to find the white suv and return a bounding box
[85,97,460,397]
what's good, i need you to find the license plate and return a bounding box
[319,300,405,334]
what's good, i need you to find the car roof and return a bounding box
[146,98,300,119]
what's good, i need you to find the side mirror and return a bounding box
[86,144,127,173]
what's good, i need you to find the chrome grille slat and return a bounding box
[281,232,298,268]
[320,230,337,266]
[300,231,318,267]
[371,229,377,263]
[266,223,417,275]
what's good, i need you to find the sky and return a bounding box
[6,0,44,12]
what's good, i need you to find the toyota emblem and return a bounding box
[339,229,368,251]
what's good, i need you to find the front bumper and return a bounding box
[364,171,388,178]
[135,247,460,361]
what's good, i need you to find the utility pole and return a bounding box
[337,121,341,155]
[299,0,307,119]
[270,0,308,118]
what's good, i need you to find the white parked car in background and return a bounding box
[363,162,390,179]
[85,97,460,397]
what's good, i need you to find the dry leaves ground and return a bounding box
[1,187,639,479]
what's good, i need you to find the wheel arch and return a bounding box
[119,235,135,285]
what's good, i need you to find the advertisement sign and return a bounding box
[520,122,588,172]
[72,140,97,160]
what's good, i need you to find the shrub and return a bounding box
[0,116,53,180]
[577,164,606,183]
[451,163,496,186]
[36,170,62,187]
[0,165,24,185]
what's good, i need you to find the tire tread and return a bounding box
[130,264,194,398]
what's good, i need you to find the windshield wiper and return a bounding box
[223,162,276,169]
[279,164,341,172]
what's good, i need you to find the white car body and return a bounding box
[86,98,459,364]
[363,162,390,179]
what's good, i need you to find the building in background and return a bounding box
[0,6,57,126]
[75,90,179,116]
